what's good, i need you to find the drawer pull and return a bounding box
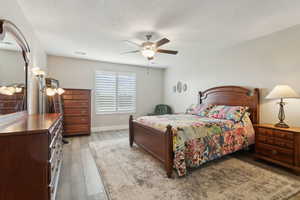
[272,150,277,155]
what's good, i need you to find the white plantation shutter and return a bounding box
[117,73,136,112]
[95,71,136,114]
[95,71,117,113]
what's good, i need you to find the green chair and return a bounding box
[148,104,172,116]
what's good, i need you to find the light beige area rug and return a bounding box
[90,138,300,200]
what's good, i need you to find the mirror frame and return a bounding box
[0,19,30,120]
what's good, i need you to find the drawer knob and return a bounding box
[272,150,277,155]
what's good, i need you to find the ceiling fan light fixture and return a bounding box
[141,49,155,58]
[123,35,177,60]
[141,45,155,58]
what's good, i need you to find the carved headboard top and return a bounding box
[199,86,260,124]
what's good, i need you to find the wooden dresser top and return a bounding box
[254,123,300,133]
[0,113,61,136]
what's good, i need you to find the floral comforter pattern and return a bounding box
[135,114,255,176]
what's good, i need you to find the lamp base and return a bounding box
[275,122,290,128]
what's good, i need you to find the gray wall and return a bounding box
[0,49,25,86]
[48,55,165,129]
[164,25,300,127]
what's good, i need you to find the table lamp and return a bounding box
[266,85,299,128]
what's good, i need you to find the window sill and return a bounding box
[96,111,136,115]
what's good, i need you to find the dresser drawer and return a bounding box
[50,134,63,162]
[0,101,20,107]
[64,116,89,124]
[64,124,90,134]
[256,143,294,165]
[64,108,89,116]
[62,94,89,100]
[49,144,63,180]
[0,108,16,115]
[63,100,89,108]
[49,149,63,200]
[49,119,63,142]
[64,90,89,95]
[0,93,24,100]
[49,116,62,133]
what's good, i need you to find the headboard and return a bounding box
[199,86,260,124]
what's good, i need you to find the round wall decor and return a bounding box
[173,85,177,93]
[177,81,182,93]
[183,83,187,92]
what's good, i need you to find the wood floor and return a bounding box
[56,130,127,200]
[57,130,300,200]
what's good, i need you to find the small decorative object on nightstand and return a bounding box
[255,124,300,174]
[266,85,299,128]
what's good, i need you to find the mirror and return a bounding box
[0,19,30,116]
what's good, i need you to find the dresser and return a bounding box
[0,92,25,114]
[255,124,300,173]
[0,113,63,200]
[62,88,91,136]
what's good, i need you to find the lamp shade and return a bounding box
[46,88,56,96]
[32,67,46,76]
[266,85,300,99]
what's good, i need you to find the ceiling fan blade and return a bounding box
[124,40,141,47]
[155,38,170,47]
[157,49,178,55]
[121,50,140,55]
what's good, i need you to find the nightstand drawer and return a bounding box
[274,130,294,140]
[274,137,294,149]
[255,124,300,174]
[257,127,273,136]
[257,134,293,149]
[256,143,294,165]
[257,135,274,145]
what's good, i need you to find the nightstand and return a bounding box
[254,124,300,174]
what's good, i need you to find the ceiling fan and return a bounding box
[122,34,178,60]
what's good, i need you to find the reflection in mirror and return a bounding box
[0,33,26,115]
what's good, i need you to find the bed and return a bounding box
[129,86,260,177]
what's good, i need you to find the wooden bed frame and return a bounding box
[129,86,260,178]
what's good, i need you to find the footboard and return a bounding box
[129,115,174,178]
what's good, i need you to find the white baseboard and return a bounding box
[92,124,129,132]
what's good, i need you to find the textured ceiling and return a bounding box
[17,0,300,68]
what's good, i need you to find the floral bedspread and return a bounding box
[135,114,255,176]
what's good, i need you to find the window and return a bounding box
[95,71,136,114]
